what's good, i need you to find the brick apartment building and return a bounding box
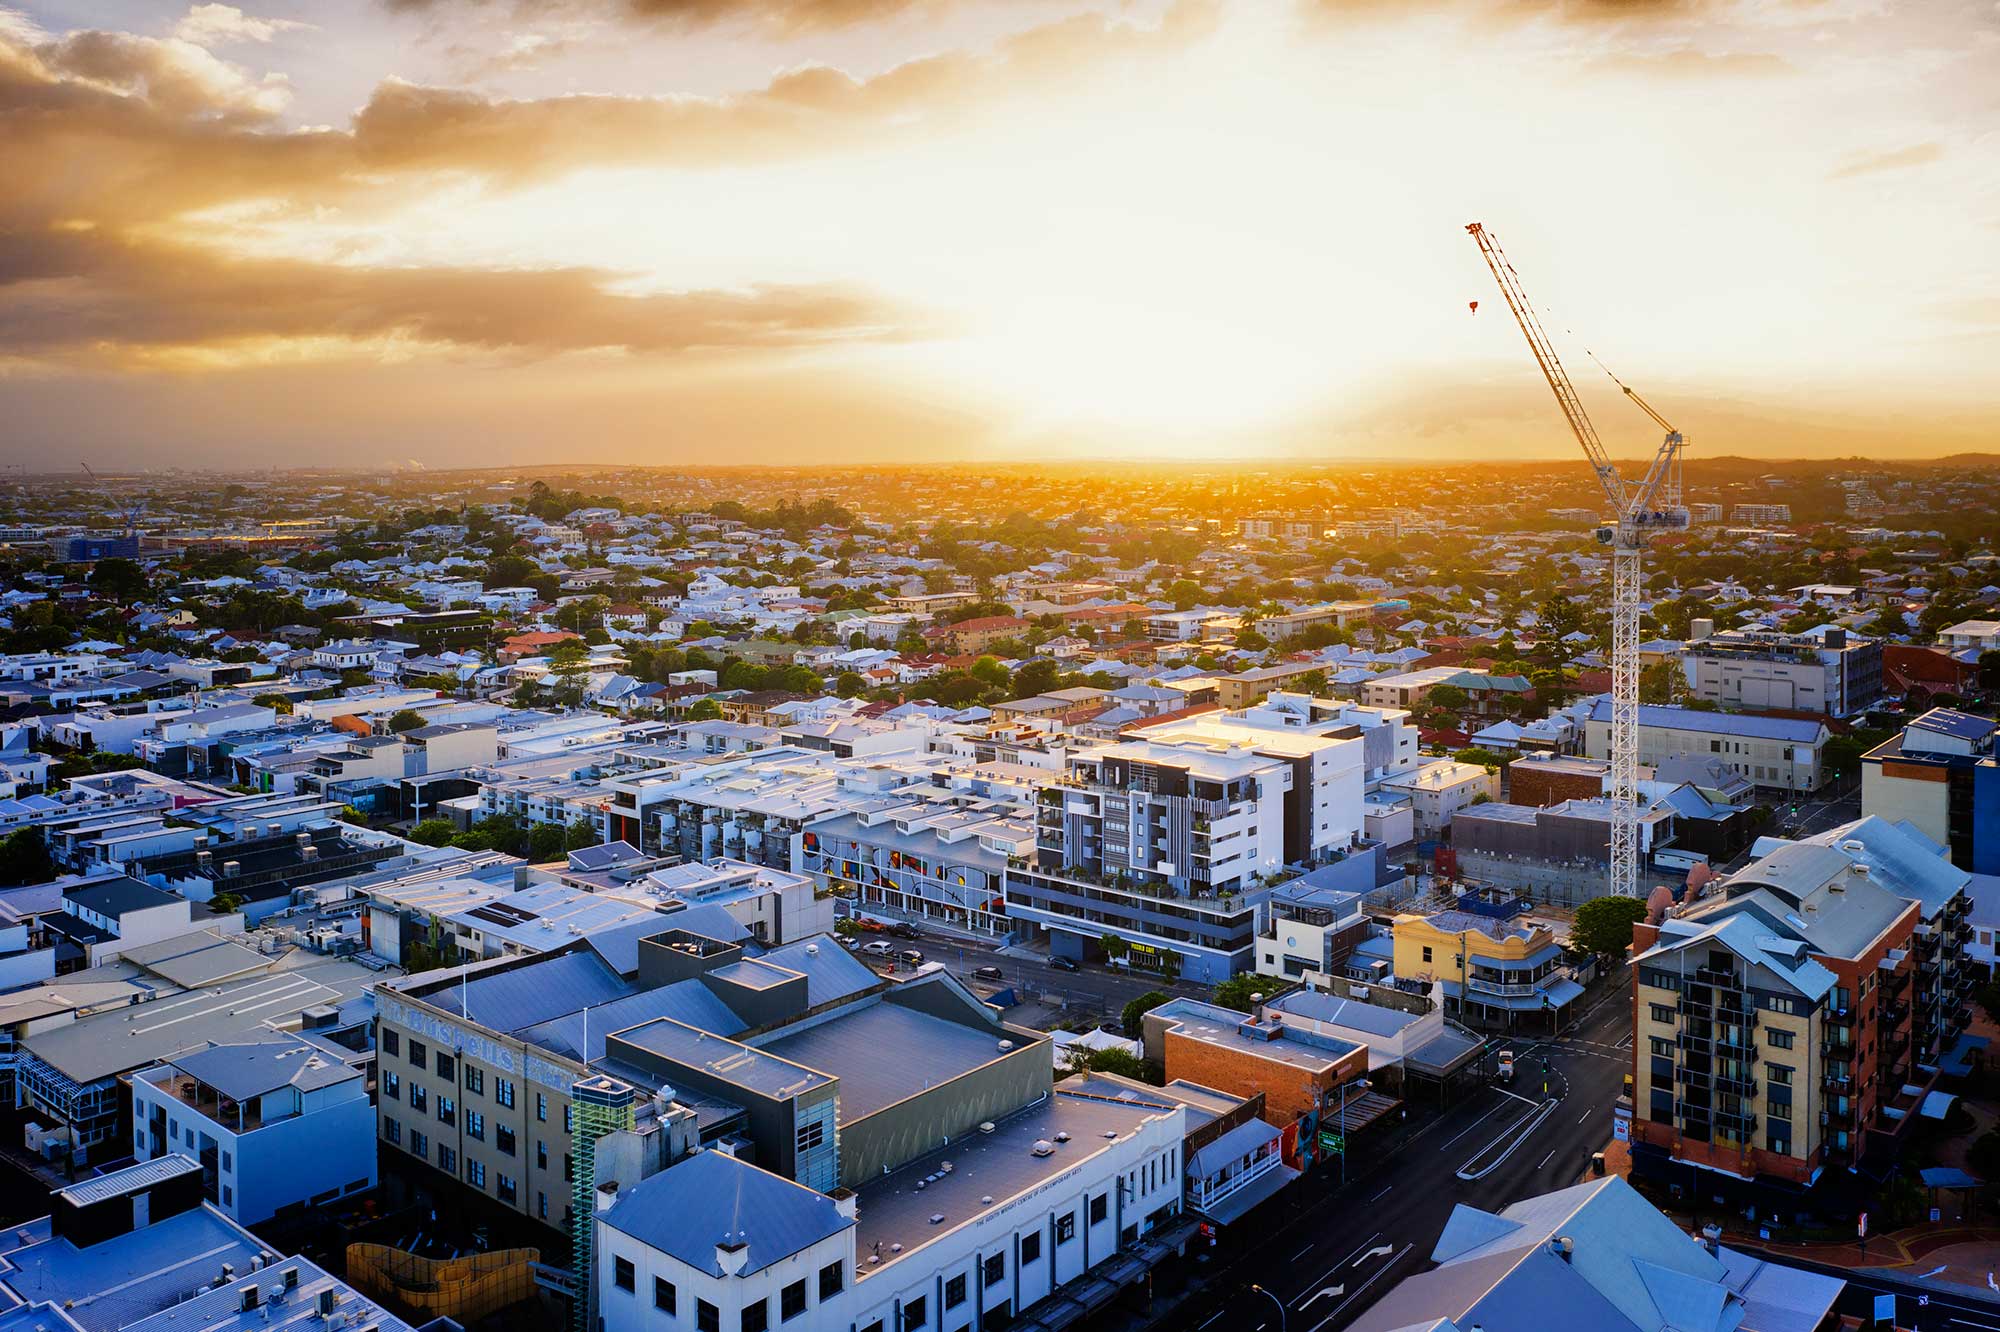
[1506,754,1610,808]
[1140,997,1368,1127]
[1627,818,1972,1202]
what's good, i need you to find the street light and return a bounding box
[1249,1284,1287,1332]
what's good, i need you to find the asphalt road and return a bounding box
[1138,980,1637,1332]
[1733,1246,2000,1332]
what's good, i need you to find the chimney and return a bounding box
[716,1238,749,1277]
[1700,1223,1722,1256]
[832,1189,858,1221]
[514,864,532,891]
[595,1182,621,1214]
[1690,618,1714,642]
[222,860,241,878]
[1550,1235,1573,1263]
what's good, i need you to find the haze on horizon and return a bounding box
[1,0,1995,470]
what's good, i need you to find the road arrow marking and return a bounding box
[1301,1285,1345,1308]
[1353,1246,1394,1266]
[1918,1264,1946,1278]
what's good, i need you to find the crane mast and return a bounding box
[1466,223,1688,899]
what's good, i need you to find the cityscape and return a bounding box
[1,4,1998,1332]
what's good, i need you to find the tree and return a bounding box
[1540,592,1585,643]
[528,822,568,862]
[685,697,722,721]
[1211,975,1277,1012]
[835,671,868,698]
[1074,1047,1151,1082]
[565,818,599,851]
[1167,579,1204,612]
[1098,932,1130,962]
[970,656,1011,690]
[208,892,243,914]
[408,819,457,847]
[89,557,149,602]
[1012,659,1060,699]
[1122,990,1169,1038]
[0,828,54,887]
[1426,684,1470,712]
[1572,895,1649,958]
[1452,748,1507,772]
[386,709,427,734]
[1639,660,1682,704]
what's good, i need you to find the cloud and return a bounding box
[173,5,312,47]
[28,27,291,121]
[1588,45,1791,77]
[0,227,924,363]
[1829,140,1944,179]
[383,0,946,35]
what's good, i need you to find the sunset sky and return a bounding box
[2,0,1995,469]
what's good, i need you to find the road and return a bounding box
[1733,1246,2000,1332]
[1139,980,1636,1332]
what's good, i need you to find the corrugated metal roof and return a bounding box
[58,1155,202,1207]
[431,950,634,1035]
[602,1149,852,1278]
[517,979,746,1063]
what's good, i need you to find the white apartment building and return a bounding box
[128,1037,375,1225]
[1376,761,1498,836]
[1582,699,1829,794]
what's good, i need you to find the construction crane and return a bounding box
[1466,222,1688,899]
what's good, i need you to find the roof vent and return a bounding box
[805,943,819,956]
[1031,1140,1056,1157]
[928,1213,945,1225]
[1054,1130,1071,1143]
[998,1039,1014,1053]
[1851,863,1870,878]
[977,1122,996,1135]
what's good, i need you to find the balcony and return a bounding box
[1821,1070,1853,1093]
[1822,1105,1854,1129]
[1467,976,1543,999]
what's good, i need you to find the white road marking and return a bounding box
[1458,1099,1558,1181]
[1307,1243,1416,1332]
[1352,1245,1394,1267]
[1536,1149,1556,1170]
[1370,1185,1393,1202]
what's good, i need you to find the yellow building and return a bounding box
[1390,907,1582,1030]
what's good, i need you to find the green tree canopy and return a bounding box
[1121,990,1170,1038]
[386,709,427,733]
[407,819,458,847]
[1572,895,1649,957]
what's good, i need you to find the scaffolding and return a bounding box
[571,1073,638,1332]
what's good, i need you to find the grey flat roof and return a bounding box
[63,876,179,919]
[852,1092,1170,1278]
[754,1000,1024,1123]
[21,954,381,1085]
[169,1038,359,1101]
[116,932,269,988]
[613,1019,833,1102]
[0,1205,265,1332]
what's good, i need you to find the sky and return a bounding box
[1,0,1995,471]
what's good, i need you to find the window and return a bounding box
[409,1039,427,1069]
[383,1070,400,1100]
[410,1086,427,1113]
[464,1067,483,1095]
[435,1053,456,1081]
[498,1174,518,1204]
[468,1160,486,1188]
[944,1274,966,1309]
[385,1118,401,1145]
[1088,1193,1107,1224]
[655,1278,677,1313]
[1649,1004,1674,1024]
[1768,1064,1793,1086]
[819,1261,844,1301]
[221,1150,231,1172]
[797,1118,826,1153]
[564,1153,573,1182]
[411,1130,429,1159]
[900,1297,926,1331]
[495,1078,516,1109]
[613,1256,635,1292]
[538,1191,548,1220]
[983,1252,1005,1288]
[565,1103,574,1132]
[536,1092,548,1122]
[781,1279,807,1320]
[742,1299,769,1332]
[381,1029,399,1057]
[1421,945,1433,964]
[437,1096,456,1127]
[537,1140,548,1169]
[698,1301,720,1332]
[467,1111,485,1141]
[497,1126,517,1156]
[1056,1214,1076,1244]
[438,1146,457,1174]
[1767,1029,1794,1050]
[1021,1232,1042,1265]
[221,1184,233,1205]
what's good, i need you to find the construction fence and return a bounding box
[345,1243,542,1324]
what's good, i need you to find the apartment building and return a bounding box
[1862,708,2000,874]
[1682,626,1882,717]
[800,795,1030,937]
[1938,619,2000,653]
[1005,738,1293,982]
[1391,906,1583,1030]
[1583,700,1828,794]
[1627,818,1972,1197]
[128,1036,375,1225]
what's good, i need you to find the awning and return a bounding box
[1197,1160,1300,1226]
[1189,1117,1282,1178]
[1921,1090,1958,1120]
[1942,1032,1989,1079]
[1921,1166,1979,1189]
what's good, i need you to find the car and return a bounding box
[897,949,925,966]
[888,922,921,940]
[861,940,894,956]
[1049,956,1080,973]
[857,919,888,933]
[971,965,1003,983]
[1097,1021,1124,1035]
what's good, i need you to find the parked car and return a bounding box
[861,940,894,956]
[857,918,888,933]
[1049,956,1080,973]
[972,965,1004,983]
[889,922,922,940]
[897,948,925,967]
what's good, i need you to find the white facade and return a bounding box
[1377,761,1498,836]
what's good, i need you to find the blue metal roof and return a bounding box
[601,1149,853,1278]
[1908,708,1996,743]
[515,978,747,1063]
[432,951,635,1035]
